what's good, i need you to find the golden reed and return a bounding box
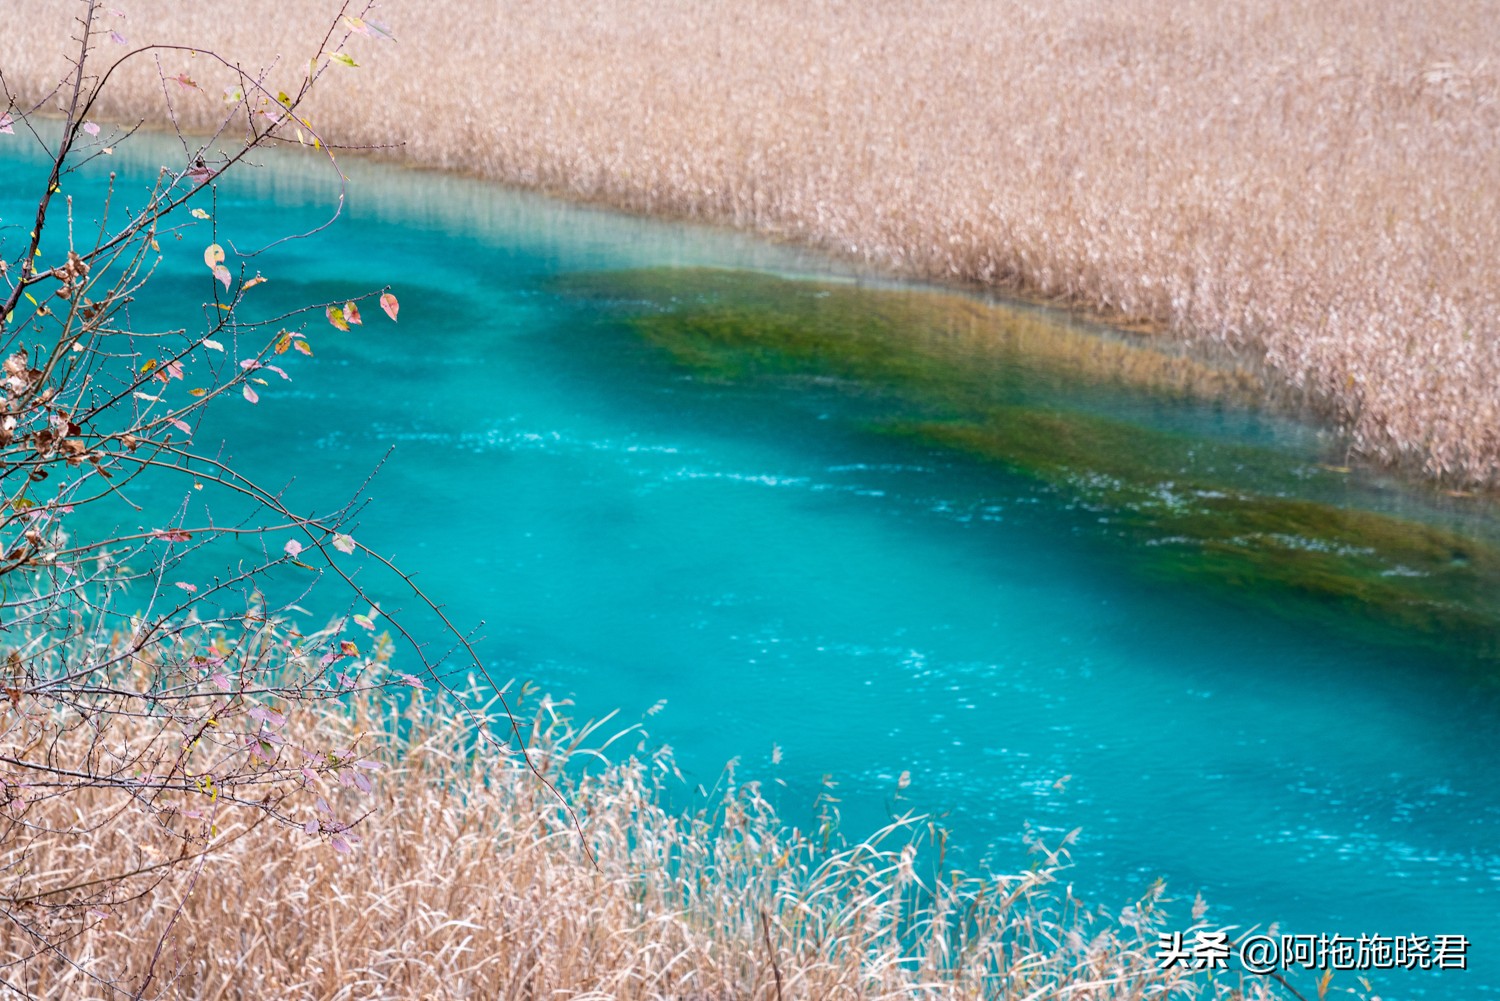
[4,0,1496,486]
[0,674,1255,999]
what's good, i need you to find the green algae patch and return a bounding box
[555,267,1263,407]
[906,416,1498,654]
[555,266,1500,665]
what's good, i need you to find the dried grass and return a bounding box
[0,672,1281,1000]
[1,1,1496,485]
[4,0,1494,484]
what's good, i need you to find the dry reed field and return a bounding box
[5,0,1499,484]
[0,666,1283,1000]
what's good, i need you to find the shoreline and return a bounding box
[4,0,1498,491]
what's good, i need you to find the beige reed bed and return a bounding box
[0,664,1290,1000]
[3,0,1497,487]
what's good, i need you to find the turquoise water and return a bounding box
[4,138,1499,997]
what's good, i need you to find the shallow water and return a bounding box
[3,137,1498,997]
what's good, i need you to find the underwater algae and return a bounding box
[555,267,1500,665]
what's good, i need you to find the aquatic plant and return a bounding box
[4,0,1495,484]
[560,267,1500,667]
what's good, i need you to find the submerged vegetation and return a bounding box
[3,0,1496,484]
[559,267,1500,666]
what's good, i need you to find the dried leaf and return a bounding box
[203,243,224,269]
[242,384,259,404]
[326,305,349,331]
[344,301,362,325]
[380,292,399,322]
[343,15,394,40]
[332,533,356,554]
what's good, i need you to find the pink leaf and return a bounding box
[109,30,127,45]
[242,384,259,404]
[399,673,426,690]
[340,640,359,657]
[304,819,319,835]
[174,581,197,593]
[247,705,285,727]
[81,121,100,137]
[153,529,192,542]
[211,672,230,692]
[212,264,231,290]
[0,114,14,135]
[169,418,191,434]
[344,301,362,326]
[330,835,351,854]
[332,533,356,554]
[283,539,303,558]
[380,292,399,322]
